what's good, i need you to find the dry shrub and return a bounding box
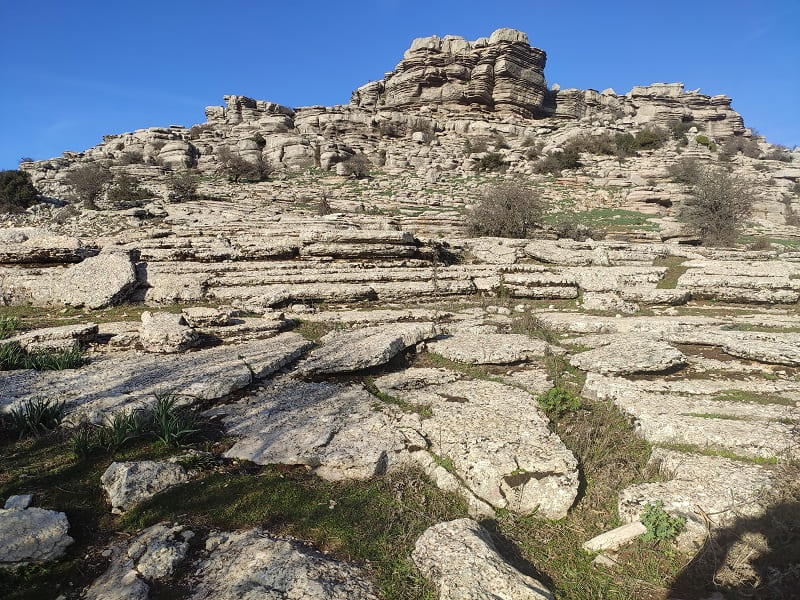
[466,182,545,238]
[678,166,757,246]
[65,163,113,209]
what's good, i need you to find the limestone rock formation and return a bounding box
[188,528,378,599]
[351,28,549,118]
[101,461,191,513]
[138,311,200,353]
[0,505,73,566]
[84,523,192,600]
[412,518,553,599]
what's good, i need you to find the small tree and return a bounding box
[65,163,112,209]
[166,169,200,202]
[217,147,273,182]
[678,167,757,246]
[340,154,372,179]
[0,170,39,213]
[106,173,153,207]
[467,182,546,238]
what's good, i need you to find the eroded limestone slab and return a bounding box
[428,333,550,364]
[569,337,686,375]
[299,322,438,375]
[188,529,378,599]
[375,368,578,518]
[0,333,312,423]
[412,518,553,600]
[211,379,410,480]
[0,507,73,566]
[85,523,191,600]
[101,461,190,514]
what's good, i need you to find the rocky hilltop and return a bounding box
[1,28,799,600]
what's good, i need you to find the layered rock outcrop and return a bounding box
[351,28,548,117]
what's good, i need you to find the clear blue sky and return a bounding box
[1,0,798,170]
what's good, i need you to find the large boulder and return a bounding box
[57,250,138,309]
[101,461,190,513]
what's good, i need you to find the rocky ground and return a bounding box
[2,27,799,600]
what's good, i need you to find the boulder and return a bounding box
[299,322,438,375]
[412,518,553,599]
[139,311,200,353]
[0,506,73,565]
[101,461,190,513]
[427,333,550,364]
[569,337,687,375]
[57,251,138,309]
[85,523,192,600]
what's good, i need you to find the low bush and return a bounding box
[764,146,792,162]
[0,169,39,213]
[667,157,703,184]
[0,315,22,338]
[65,163,113,208]
[218,147,273,182]
[339,154,372,179]
[476,152,505,172]
[117,151,145,165]
[106,173,153,207]
[166,169,200,202]
[640,501,686,542]
[669,120,701,140]
[533,148,581,175]
[466,182,546,238]
[463,138,488,154]
[537,387,582,418]
[720,136,761,159]
[633,127,668,150]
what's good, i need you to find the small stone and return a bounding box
[4,495,34,510]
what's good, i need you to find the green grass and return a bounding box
[546,208,660,232]
[653,256,690,289]
[0,343,85,371]
[711,389,795,406]
[655,443,778,465]
[363,377,433,418]
[0,314,22,338]
[682,412,751,421]
[122,467,466,599]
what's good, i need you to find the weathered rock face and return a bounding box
[84,523,192,600]
[188,528,379,600]
[138,311,200,353]
[351,28,548,118]
[412,518,554,600]
[101,461,190,513]
[0,506,73,566]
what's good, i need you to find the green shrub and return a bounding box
[764,146,792,162]
[117,151,145,166]
[668,120,701,140]
[463,138,488,154]
[466,182,545,238]
[0,342,25,370]
[694,134,712,148]
[106,173,153,207]
[667,157,703,184]
[476,152,505,172]
[8,398,66,439]
[166,169,200,202]
[640,501,686,542]
[65,163,113,208]
[251,133,267,149]
[720,136,761,159]
[0,170,39,213]
[217,147,273,182]
[534,148,581,175]
[537,387,582,418]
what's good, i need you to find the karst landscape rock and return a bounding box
[1,27,799,600]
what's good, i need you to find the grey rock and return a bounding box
[375,369,578,518]
[0,507,73,565]
[7,323,98,353]
[101,461,190,513]
[412,518,553,600]
[582,522,646,552]
[4,495,34,510]
[1,333,312,423]
[569,337,687,375]
[139,311,200,353]
[212,379,410,480]
[299,322,438,375]
[85,523,191,600]
[428,333,550,364]
[188,528,378,599]
[180,306,234,327]
[59,251,138,309]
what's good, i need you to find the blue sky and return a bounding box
[1,0,798,170]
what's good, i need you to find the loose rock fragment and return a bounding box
[101,461,191,514]
[0,506,73,565]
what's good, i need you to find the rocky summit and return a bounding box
[1,27,799,600]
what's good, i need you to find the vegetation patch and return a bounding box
[0,342,85,371]
[363,377,433,418]
[654,256,690,289]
